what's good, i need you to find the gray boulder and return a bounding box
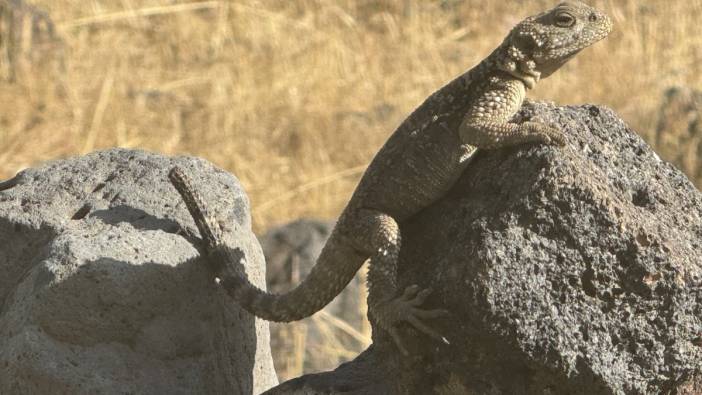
[267,102,702,394]
[260,219,368,381]
[0,149,277,394]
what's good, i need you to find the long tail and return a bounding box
[168,166,366,322]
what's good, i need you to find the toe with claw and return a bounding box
[372,284,449,356]
[526,118,567,147]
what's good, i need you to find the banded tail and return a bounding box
[168,166,365,322]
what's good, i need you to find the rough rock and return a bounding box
[267,103,702,394]
[0,149,277,394]
[260,219,369,381]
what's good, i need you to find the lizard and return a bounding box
[168,1,612,356]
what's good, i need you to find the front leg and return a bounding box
[459,119,565,150]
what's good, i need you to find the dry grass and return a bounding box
[1,0,701,233]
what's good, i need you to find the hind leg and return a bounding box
[344,208,448,355]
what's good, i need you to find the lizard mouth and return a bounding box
[536,49,581,79]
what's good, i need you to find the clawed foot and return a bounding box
[373,284,449,356]
[525,120,566,146]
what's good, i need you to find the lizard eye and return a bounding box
[555,12,576,27]
[589,13,598,22]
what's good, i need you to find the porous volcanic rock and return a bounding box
[0,149,277,394]
[267,102,702,394]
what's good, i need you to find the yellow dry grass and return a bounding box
[1,0,701,235]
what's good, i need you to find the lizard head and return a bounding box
[499,1,613,88]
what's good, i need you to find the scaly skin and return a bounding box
[169,1,613,356]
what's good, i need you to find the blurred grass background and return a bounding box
[1,0,701,232]
[0,0,702,231]
[2,0,701,382]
